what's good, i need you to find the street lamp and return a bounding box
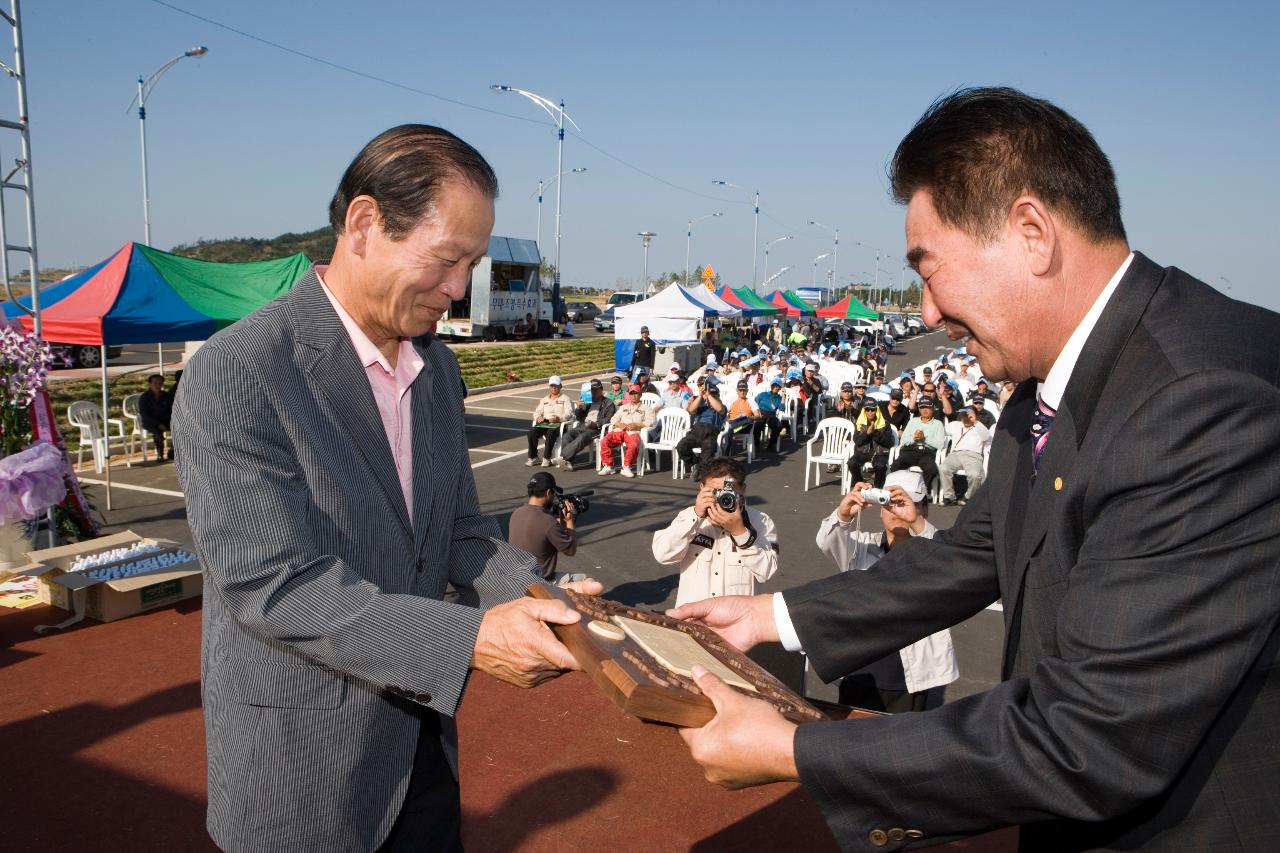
[492,84,580,322]
[637,231,657,292]
[811,253,831,287]
[762,266,793,289]
[711,179,759,289]
[1219,275,1233,293]
[762,235,793,294]
[685,212,722,289]
[808,220,839,289]
[129,44,208,376]
[535,167,586,263]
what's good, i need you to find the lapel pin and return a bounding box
[1054,476,1063,491]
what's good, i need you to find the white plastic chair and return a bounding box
[779,389,802,446]
[804,418,858,492]
[121,393,152,462]
[646,408,691,479]
[66,401,125,473]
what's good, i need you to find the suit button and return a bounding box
[868,829,888,847]
[415,692,432,704]
[888,828,906,842]
[904,829,924,839]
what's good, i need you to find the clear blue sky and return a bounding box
[12,0,1280,309]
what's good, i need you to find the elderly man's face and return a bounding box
[907,189,1031,382]
[361,180,494,338]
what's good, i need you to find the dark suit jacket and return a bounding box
[174,269,541,853]
[787,253,1280,852]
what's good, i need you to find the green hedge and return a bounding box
[46,338,616,428]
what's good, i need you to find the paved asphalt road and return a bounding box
[77,328,1004,705]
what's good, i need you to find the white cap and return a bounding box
[548,375,562,386]
[883,470,927,503]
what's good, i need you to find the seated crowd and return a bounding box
[523,322,1000,504]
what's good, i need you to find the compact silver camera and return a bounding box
[861,487,892,506]
[714,477,742,513]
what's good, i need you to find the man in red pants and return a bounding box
[600,386,654,477]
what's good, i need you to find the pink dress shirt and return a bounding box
[317,267,425,519]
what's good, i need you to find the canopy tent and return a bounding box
[764,289,814,316]
[783,290,818,312]
[732,287,781,315]
[680,286,742,319]
[615,281,714,342]
[715,286,778,316]
[4,242,311,345]
[816,294,879,320]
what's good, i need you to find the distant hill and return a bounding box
[169,226,335,263]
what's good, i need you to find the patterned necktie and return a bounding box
[1030,397,1057,473]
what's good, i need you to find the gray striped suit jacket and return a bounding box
[786,253,1280,851]
[174,269,541,853]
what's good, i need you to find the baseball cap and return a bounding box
[840,382,854,391]
[889,389,904,401]
[736,380,749,391]
[640,325,650,333]
[770,379,782,388]
[590,378,603,388]
[884,470,926,503]
[610,376,624,384]
[528,471,562,495]
[667,375,680,384]
[855,381,867,389]
[917,396,936,408]
[627,384,642,395]
[804,362,817,372]
[972,396,986,405]
[547,375,562,386]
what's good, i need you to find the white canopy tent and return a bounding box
[679,285,743,320]
[616,282,717,342]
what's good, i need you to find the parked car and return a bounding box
[904,315,924,334]
[50,343,124,369]
[565,300,601,323]
[594,306,616,331]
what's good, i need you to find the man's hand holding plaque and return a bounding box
[667,594,801,788]
[472,578,604,688]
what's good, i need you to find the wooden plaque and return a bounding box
[529,584,879,728]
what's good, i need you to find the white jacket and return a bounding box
[654,505,778,607]
[814,512,959,693]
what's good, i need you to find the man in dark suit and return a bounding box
[175,125,600,853]
[670,88,1279,851]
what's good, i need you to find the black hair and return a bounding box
[697,456,746,486]
[329,124,499,239]
[890,86,1125,244]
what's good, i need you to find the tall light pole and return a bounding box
[762,235,793,294]
[808,221,839,291]
[811,253,831,287]
[129,44,208,375]
[638,231,656,292]
[762,266,793,290]
[492,84,579,322]
[856,242,884,306]
[535,167,585,263]
[685,211,722,289]
[711,180,759,289]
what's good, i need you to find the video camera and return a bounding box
[551,489,594,518]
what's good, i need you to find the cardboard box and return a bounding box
[12,529,202,631]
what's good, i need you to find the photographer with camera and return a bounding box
[815,471,958,712]
[508,471,586,581]
[652,457,778,608]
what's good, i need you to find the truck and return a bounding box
[436,236,549,340]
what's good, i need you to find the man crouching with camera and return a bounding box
[508,471,591,584]
[652,457,778,608]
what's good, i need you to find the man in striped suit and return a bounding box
[175,125,597,852]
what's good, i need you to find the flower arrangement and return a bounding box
[0,325,55,456]
[0,324,96,552]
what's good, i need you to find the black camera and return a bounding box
[550,489,593,518]
[713,477,742,513]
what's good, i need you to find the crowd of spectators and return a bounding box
[522,319,997,506]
